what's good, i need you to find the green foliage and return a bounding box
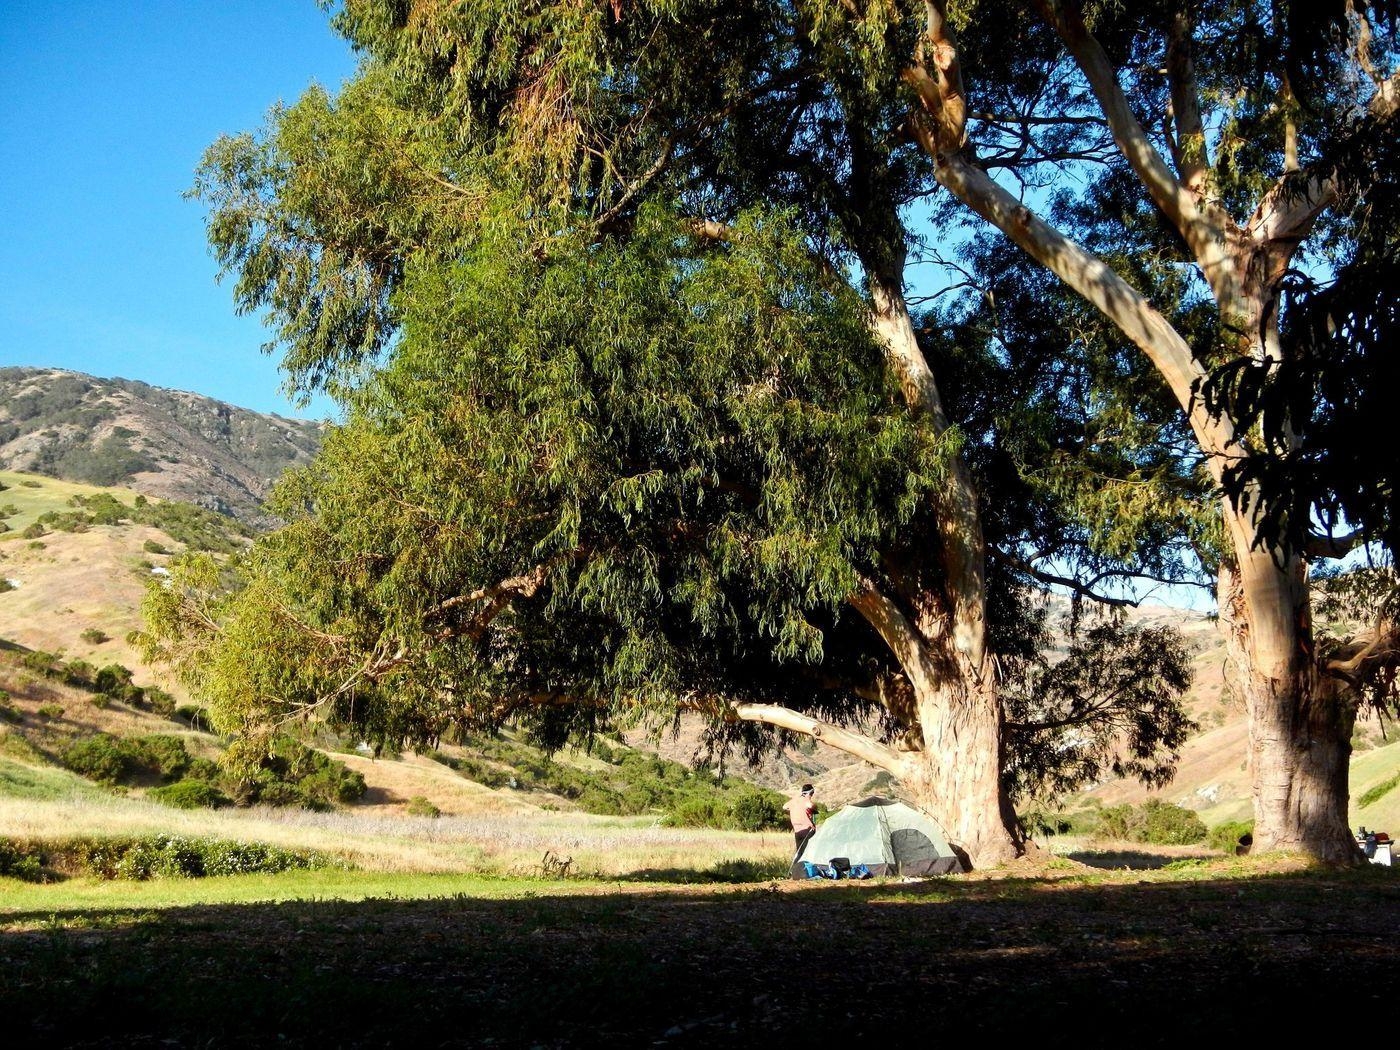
[60,733,192,786]
[432,736,787,830]
[80,628,109,645]
[1091,801,1208,846]
[148,779,228,809]
[175,705,213,731]
[0,839,45,882]
[67,835,334,880]
[1358,772,1400,809]
[1207,820,1255,854]
[222,735,367,810]
[36,703,63,721]
[404,795,441,817]
[143,538,171,555]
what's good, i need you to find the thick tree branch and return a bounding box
[1305,531,1368,560]
[1324,622,1400,686]
[1165,7,1210,195]
[848,575,929,680]
[1032,0,1239,303]
[929,149,1236,468]
[729,702,907,774]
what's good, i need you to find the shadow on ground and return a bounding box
[3,867,1397,1048]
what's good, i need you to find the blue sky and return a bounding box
[0,1,356,420]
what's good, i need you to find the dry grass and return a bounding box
[0,784,793,878]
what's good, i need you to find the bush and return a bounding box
[1358,772,1400,809]
[225,735,368,809]
[1091,801,1207,845]
[80,628,109,645]
[142,539,171,555]
[730,789,788,832]
[62,735,131,784]
[663,794,726,829]
[148,779,227,809]
[61,733,193,786]
[405,796,441,817]
[36,703,63,721]
[69,835,334,880]
[1207,820,1255,854]
[0,839,45,882]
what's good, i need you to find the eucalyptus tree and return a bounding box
[167,1,1206,867]
[894,0,1399,861]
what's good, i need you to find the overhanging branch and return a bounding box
[729,702,907,774]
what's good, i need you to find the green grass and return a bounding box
[0,469,139,535]
[0,756,106,801]
[0,869,580,919]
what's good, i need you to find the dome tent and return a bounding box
[792,795,964,878]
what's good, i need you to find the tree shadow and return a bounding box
[4,865,1395,1048]
[1066,848,1219,869]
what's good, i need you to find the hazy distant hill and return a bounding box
[0,367,324,524]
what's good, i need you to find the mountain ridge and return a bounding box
[0,366,325,525]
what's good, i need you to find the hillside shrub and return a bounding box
[149,779,228,809]
[1207,820,1255,854]
[143,539,171,555]
[61,733,192,786]
[36,703,63,721]
[405,796,441,817]
[0,839,45,882]
[1092,801,1208,845]
[1358,772,1400,809]
[175,704,213,731]
[730,789,788,832]
[225,735,367,809]
[80,628,109,645]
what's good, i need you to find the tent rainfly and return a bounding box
[792,795,965,878]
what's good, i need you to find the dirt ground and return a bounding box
[5,856,1398,1048]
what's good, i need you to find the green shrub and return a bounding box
[142,686,176,716]
[1207,820,1255,854]
[80,628,109,645]
[149,779,227,809]
[0,839,45,882]
[21,523,44,539]
[61,733,192,786]
[226,735,368,809]
[63,658,96,687]
[142,539,171,555]
[1090,800,1207,845]
[0,693,18,723]
[62,735,132,784]
[69,835,333,880]
[663,794,726,829]
[405,796,441,817]
[1358,772,1400,809]
[36,703,63,721]
[730,789,788,832]
[94,663,135,695]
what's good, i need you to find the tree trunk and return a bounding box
[1220,513,1363,863]
[901,661,1023,867]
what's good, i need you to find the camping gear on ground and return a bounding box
[792,795,965,878]
[1358,828,1393,866]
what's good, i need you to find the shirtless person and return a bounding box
[785,783,817,858]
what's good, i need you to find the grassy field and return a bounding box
[0,469,140,534]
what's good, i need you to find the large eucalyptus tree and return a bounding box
[160,0,1239,868]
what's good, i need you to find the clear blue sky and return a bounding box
[0,1,356,420]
